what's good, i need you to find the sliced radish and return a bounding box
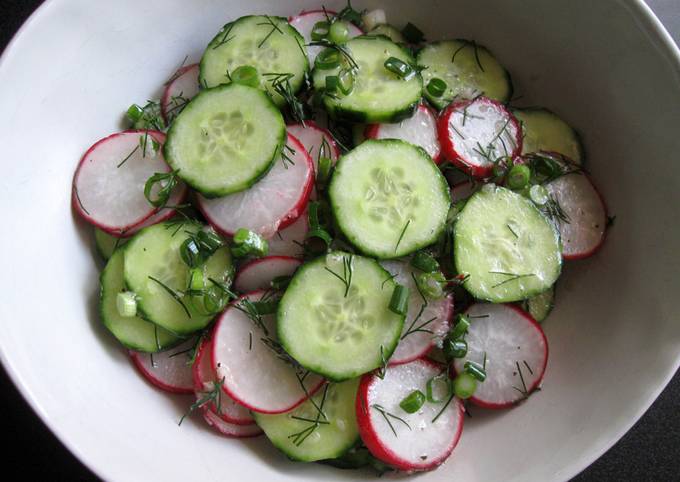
[380,260,452,365]
[266,212,309,258]
[450,181,478,203]
[286,121,341,173]
[72,130,172,235]
[121,180,188,236]
[356,358,464,471]
[234,256,302,293]
[161,63,199,124]
[453,303,548,409]
[546,173,607,260]
[211,291,325,414]
[130,337,196,394]
[289,10,363,63]
[202,409,263,438]
[365,105,442,163]
[193,335,254,425]
[438,96,522,178]
[197,134,314,238]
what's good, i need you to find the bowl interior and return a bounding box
[0,0,678,481]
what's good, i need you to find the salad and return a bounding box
[71,2,610,474]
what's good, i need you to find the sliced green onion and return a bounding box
[231,228,268,258]
[426,374,453,403]
[401,22,425,44]
[453,372,477,399]
[464,360,487,382]
[250,299,279,315]
[143,171,178,208]
[450,314,471,339]
[384,57,415,80]
[389,284,409,315]
[337,2,363,25]
[530,184,549,206]
[197,229,223,252]
[317,156,333,184]
[329,20,351,44]
[399,389,426,413]
[204,284,230,314]
[116,291,137,318]
[189,267,205,292]
[231,65,260,88]
[443,338,468,360]
[426,78,447,98]
[410,251,440,273]
[180,237,202,268]
[126,104,144,123]
[327,69,355,96]
[306,201,333,247]
[315,48,341,70]
[415,272,446,299]
[311,21,331,41]
[507,164,531,190]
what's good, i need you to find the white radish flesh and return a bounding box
[286,121,341,173]
[380,260,452,365]
[129,337,196,394]
[161,64,200,123]
[234,256,302,293]
[289,11,363,63]
[73,130,170,235]
[211,291,325,414]
[366,105,441,162]
[267,212,308,258]
[357,358,464,471]
[453,303,548,408]
[193,336,254,425]
[362,9,387,31]
[546,173,607,259]
[198,134,314,238]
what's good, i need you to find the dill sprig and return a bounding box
[257,15,283,48]
[280,143,297,169]
[324,254,354,297]
[308,39,359,71]
[116,145,139,168]
[287,384,330,446]
[262,72,307,123]
[542,194,571,225]
[178,377,225,426]
[401,303,437,340]
[431,390,456,423]
[148,276,192,317]
[394,219,411,253]
[371,404,411,437]
[512,361,530,398]
[212,23,235,50]
[451,40,484,72]
[376,345,388,380]
[489,271,536,289]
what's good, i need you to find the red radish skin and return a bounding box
[129,337,196,394]
[197,134,314,238]
[267,212,309,258]
[289,10,363,63]
[202,409,263,438]
[546,173,608,260]
[380,260,453,365]
[365,105,442,163]
[356,358,464,472]
[211,291,325,414]
[234,256,302,293]
[286,121,341,172]
[453,304,548,409]
[72,130,172,235]
[161,63,199,123]
[192,336,254,425]
[437,97,522,178]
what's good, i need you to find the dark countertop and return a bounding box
[0,1,678,480]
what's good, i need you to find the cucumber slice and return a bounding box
[513,108,584,164]
[278,252,404,381]
[123,222,233,335]
[522,285,555,322]
[200,15,308,106]
[454,184,561,302]
[417,40,512,109]
[329,139,450,258]
[95,228,125,260]
[312,36,423,123]
[165,84,285,197]
[253,378,360,462]
[368,24,406,43]
[100,250,181,352]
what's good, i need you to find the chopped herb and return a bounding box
[372,404,411,437]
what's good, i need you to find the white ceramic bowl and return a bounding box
[1,0,679,480]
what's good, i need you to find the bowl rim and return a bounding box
[0,0,678,480]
